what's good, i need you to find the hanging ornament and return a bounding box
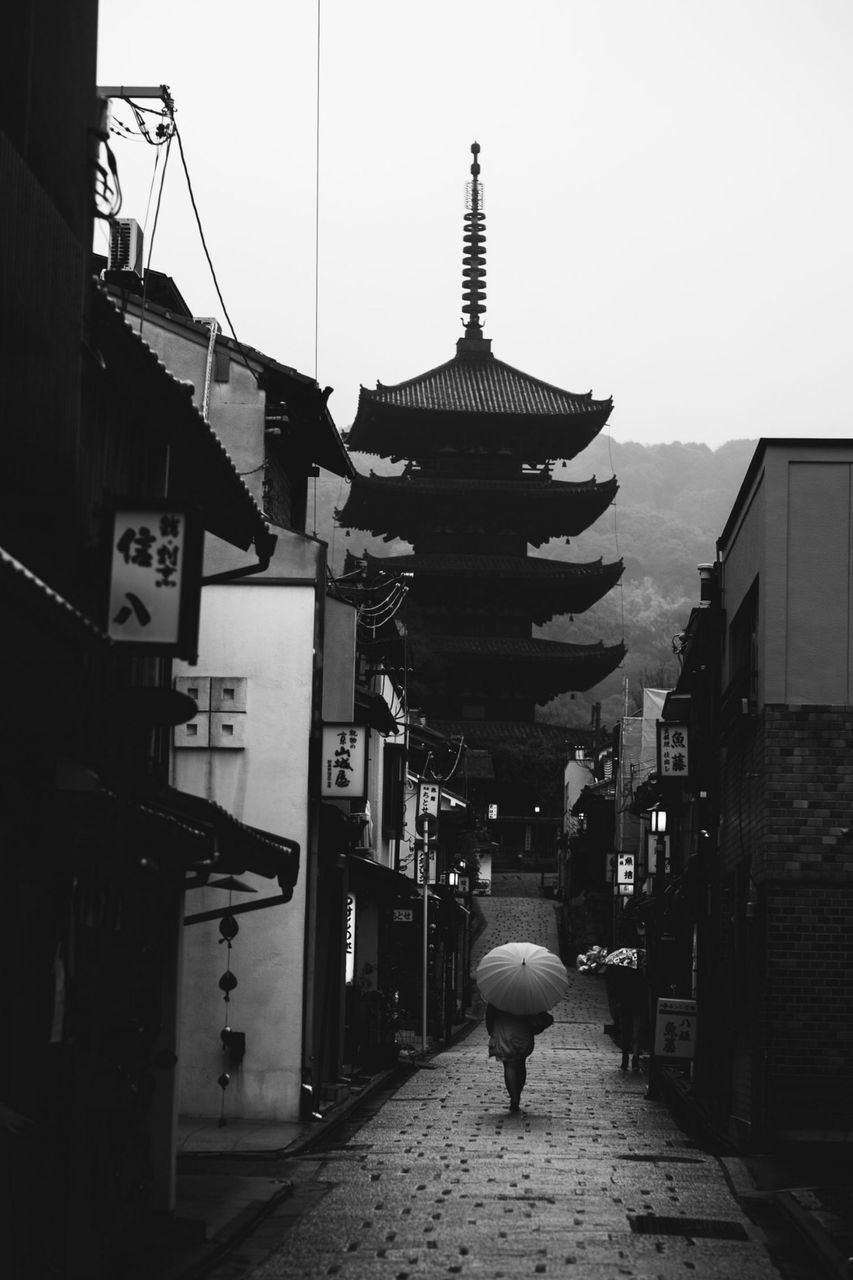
[218,970,238,998]
[219,913,239,942]
[216,903,238,1125]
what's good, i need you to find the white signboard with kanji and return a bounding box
[417,782,441,819]
[657,722,690,779]
[617,853,636,886]
[344,892,356,984]
[654,997,697,1058]
[107,503,201,657]
[321,724,367,797]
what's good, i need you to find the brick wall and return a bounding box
[719,706,853,1139]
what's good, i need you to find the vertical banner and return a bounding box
[417,782,441,819]
[657,722,690,779]
[344,892,356,984]
[415,812,438,886]
[617,852,635,889]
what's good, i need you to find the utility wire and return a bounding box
[139,131,172,338]
[172,121,260,388]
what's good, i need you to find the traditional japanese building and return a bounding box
[337,143,625,853]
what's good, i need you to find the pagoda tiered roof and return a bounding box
[347,345,613,461]
[336,472,618,544]
[338,142,625,731]
[429,719,593,749]
[416,634,625,701]
[358,550,624,624]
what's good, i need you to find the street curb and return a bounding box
[173,1046,453,1277]
[773,1189,853,1280]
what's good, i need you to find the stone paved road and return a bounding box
[238,887,795,1280]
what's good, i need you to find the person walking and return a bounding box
[485,1003,553,1111]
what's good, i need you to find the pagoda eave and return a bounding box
[415,636,625,698]
[428,719,594,749]
[347,398,611,463]
[358,550,624,621]
[336,474,618,542]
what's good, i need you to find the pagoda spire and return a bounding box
[462,141,487,339]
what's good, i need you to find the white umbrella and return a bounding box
[476,941,569,1014]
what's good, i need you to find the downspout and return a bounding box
[199,318,220,424]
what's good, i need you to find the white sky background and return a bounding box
[96,0,853,449]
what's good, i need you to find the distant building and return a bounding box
[647,439,853,1148]
[337,143,625,863]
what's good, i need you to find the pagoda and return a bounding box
[337,143,624,780]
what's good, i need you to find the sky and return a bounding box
[96,0,853,450]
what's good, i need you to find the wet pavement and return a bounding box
[153,878,846,1280]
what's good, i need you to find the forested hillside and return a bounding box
[313,436,757,730]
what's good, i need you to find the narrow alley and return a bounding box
[179,879,822,1280]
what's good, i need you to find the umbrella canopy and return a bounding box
[604,947,644,969]
[476,941,569,1014]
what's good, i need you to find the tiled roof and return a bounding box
[336,472,617,543]
[425,635,624,662]
[362,552,620,580]
[430,719,594,747]
[364,352,612,418]
[92,284,271,552]
[1,545,110,647]
[349,473,614,499]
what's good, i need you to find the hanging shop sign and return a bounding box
[107,501,203,658]
[417,781,441,819]
[321,724,367,797]
[657,722,690,779]
[617,852,635,887]
[415,811,438,886]
[345,892,356,984]
[654,997,697,1058]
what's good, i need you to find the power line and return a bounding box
[172,121,261,388]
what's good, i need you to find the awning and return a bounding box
[142,785,299,890]
[354,688,399,735]
[346,852,419,901]
[64,783,299,899]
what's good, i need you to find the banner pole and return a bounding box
[422,877,429,1053]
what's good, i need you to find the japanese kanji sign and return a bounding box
[617,852,635,886]
[657,722,690,779]
[344,892,356,984]
[417,782,441,820]
[107,502,202,658]
[654,997,697,1058]
[321,724,367,797]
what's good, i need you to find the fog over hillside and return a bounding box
[313,437,758,730]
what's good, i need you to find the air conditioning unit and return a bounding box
[108,218,144,274]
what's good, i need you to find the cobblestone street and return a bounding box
[212,883,803,1280]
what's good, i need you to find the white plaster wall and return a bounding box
[173,579,315,1121]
